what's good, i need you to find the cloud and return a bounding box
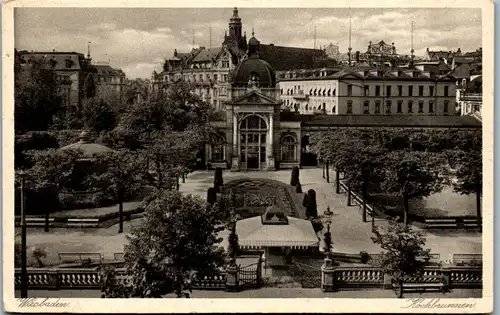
[15,8,481,79]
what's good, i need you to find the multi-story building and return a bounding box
[205,34,481,171]
[15,50,95,111]
[94,62,127,96]
[278,65,457,116]
[424,47,462,64]
[459,75,482,118]
[151,7,333,111]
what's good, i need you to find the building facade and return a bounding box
[94,63,127,96]
[205,35,481,171]
[15,50,95,111]
[151,8,332,111]
[278,66,457,116]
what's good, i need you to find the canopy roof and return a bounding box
[59,130,113,156]
[236,215,319,248]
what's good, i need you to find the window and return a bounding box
[363,101,369,114]
[214,74,218,82]
[347,100,353,114]
[314,89,317,96]
[332,89,336,96]
[429,86,434,96]
[364,85,369,96]
[428,101,434,113]
[223,74,228,82]
[386,86,392,97]
[332,105,336,114]
[323,89,326,96]
[398,85,403,96]
[444,101,449,114]
[444,86,449,97]
[309,89,313,95]
[419,86,424,96]
[328,89,331,96]
[385,101,391,114]
[322,103,326,112]
[375,101,381,114]
[281,135,297,162]
[347,85,353,96]
[408,86,413,96]
[408,101,413,113]
[281,89,283,94]
[418,101,424,113]
[375,85,381,96]
[211,134,225,162]
[397,101,403,113]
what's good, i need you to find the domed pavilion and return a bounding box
[206,32,301,171]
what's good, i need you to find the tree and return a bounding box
[15,57,63,133]
[81,97,118,134]
[447,131,482,221]
[380,151,446,226]
[206,187,217,205]
[83,73,96,99]
[295,181,303,193]
[302,194,308,207]
[90,149,146,233]
[23,148,82,231]
[101,190,226,298]
[371,219,432,298]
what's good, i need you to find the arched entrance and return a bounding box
[239,115,267,170]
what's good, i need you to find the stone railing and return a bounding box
[191,273,227,290]
[321,262,482,292]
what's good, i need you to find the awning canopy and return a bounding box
[236,215,319,248]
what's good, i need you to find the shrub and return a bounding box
[296,181,302,193]
[31,247,47,267]
[91,191,110,207]
[360,251,370,264]
[311,217,324,234]
[306,189,317,217]
[290,166,299,186]
[214,167,223,187]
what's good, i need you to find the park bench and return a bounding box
[424,218,458,229]
[463,218,481,228]
[58,252,103,265]
[392,277,446,293]
[22,218,55,227]
[452,254,482,266]
[66,218,100,228]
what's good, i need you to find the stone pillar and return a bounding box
[225,262,239,292]
[321,258,336,292]
[441,266,451,291]
[383,272,393,289]
[231,114,239,171]
[267,113,275,171]
[47,270,60,290]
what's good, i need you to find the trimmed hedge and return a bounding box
[214,167,223,188]
[306,189,317,218]
[290,166,299,186]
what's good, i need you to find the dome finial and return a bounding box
[252,28,255,37]
[79,130,90,143]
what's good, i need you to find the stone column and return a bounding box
[225,262,239,292]
[321,258,336,292]
[267,113,275,171]
[231,113,239,171]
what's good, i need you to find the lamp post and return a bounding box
[324,206,333,257]
[18,170,28,298]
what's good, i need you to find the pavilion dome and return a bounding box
[59,130,113,157]
[232,34,276,88]
[261,204,288,225]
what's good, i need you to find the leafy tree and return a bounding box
[371,219,432,298]
[83,73,97,99]
[206,187,217,205]
[15,131,59,170]
[447,131,482,220]
[22,149,82,231]
[101,190,226,298]
[90,149,146,233]
[81,97,118,134]
[15,57,63,133]
[380,151,446,226]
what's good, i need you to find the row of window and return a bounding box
[282,88,337,96]
[346,100,451,114]
[348,84,450,97]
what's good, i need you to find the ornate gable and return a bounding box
[232,90,280,105]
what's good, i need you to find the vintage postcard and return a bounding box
[2,0,494,313]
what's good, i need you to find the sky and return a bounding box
[15,7,481,79]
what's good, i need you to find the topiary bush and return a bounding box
[311,217,324,235]
[306,189,317,218]
[302,194,309,207]
[214,167,223,188]
[207,187,217,205]
[290,166,299,186]
[296,181,303,193]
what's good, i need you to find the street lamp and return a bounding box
[18,170,28,298]
[323,206,333,257]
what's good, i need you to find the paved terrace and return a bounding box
[16,169,481,266]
